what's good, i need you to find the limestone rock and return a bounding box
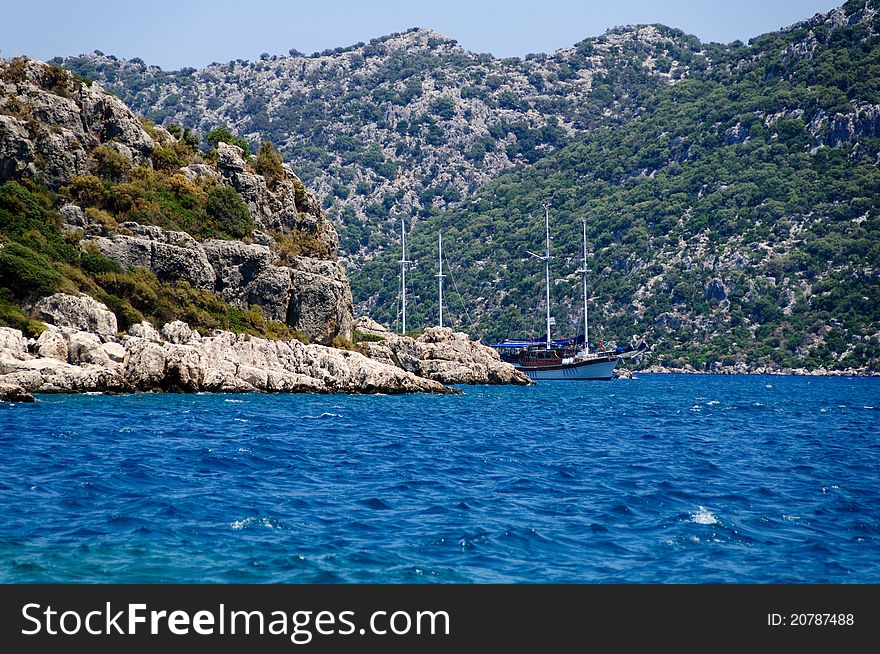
[288,258,354,345]
[0,58,154,188]
[353,316,389,335]
[34,293,118,338]
[35,328,69,361]
[0,327,29,360]
[127,321,162,342]
[202,239,291,323]
[84,223,216,290]
[360,324,531,385]
[161,320,199,345]
[0,316,464,394]
[0,382,34,402]
[101,341,126,363]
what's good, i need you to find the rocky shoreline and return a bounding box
[0,293,533,400]
[637,364,879,377]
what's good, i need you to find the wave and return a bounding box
[690,506,719,525]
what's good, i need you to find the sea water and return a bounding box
[1,375,878,583]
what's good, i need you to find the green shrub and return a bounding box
[291,177,306,207]
[84,207,118,232]
[151,146,183,171]
[80,245,123,274]
[1,56,29,83]
[0,289,45,337]
[44,65,72,95]
[64,175,107,207]
[206,185,252,238]
[254,140,285,187]
[353,329,386,343]
[273,228,329,260]
[0,242,60,298]
[205,127,251,157]
[90,144,131,181]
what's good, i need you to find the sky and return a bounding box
[2,0,839,70]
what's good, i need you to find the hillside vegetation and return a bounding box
[0,60,313,341]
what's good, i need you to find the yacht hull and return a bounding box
[515,356,619,381]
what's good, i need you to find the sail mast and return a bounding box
[399,218,411,334]
[582,220,590,355]
[543,204,551,349]
[436,232,445,328]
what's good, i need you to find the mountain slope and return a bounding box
[60,25,704,261]
[354,0,880,371]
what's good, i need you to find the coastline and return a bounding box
[632,365,880,377]
[0,295,530,401]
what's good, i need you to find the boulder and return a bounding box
[35,328,69,361]
[67,331,114,367]
[161,320,199,345]
[122,338,167,389]
[0,381,34,402]
[0,327,29,360]
[34,293,117,339]
[127,321,162,342]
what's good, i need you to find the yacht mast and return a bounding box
[436,232,445,328]
[399,219,411,334]
[527,205,552,349]
[581,220,590,355]
[543,204,551,349]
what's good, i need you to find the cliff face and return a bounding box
[0,57,351,345]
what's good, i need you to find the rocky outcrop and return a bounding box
[0,381,34,402]
[215,142,339,255]
[79,226,354,344]
[0,57,156,187]
[354,318,531,385]
[0,295,453,395]
[827,104,880,147]
[1,58,352,346]
[33,293,118,338]
[287,257,353,344]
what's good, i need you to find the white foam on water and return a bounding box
[224,399,245,403]
[707,400,719,406]
[691,506,718,525]
[302,412,343,419]
[231,517,277,530]
[783,514,800,521]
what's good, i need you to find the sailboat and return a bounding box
[490,205,624,380]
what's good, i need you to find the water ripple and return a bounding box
[0,375,878,582]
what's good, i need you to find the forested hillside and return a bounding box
[357,0,880,371]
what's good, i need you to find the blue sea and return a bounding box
[1,375,878,583]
